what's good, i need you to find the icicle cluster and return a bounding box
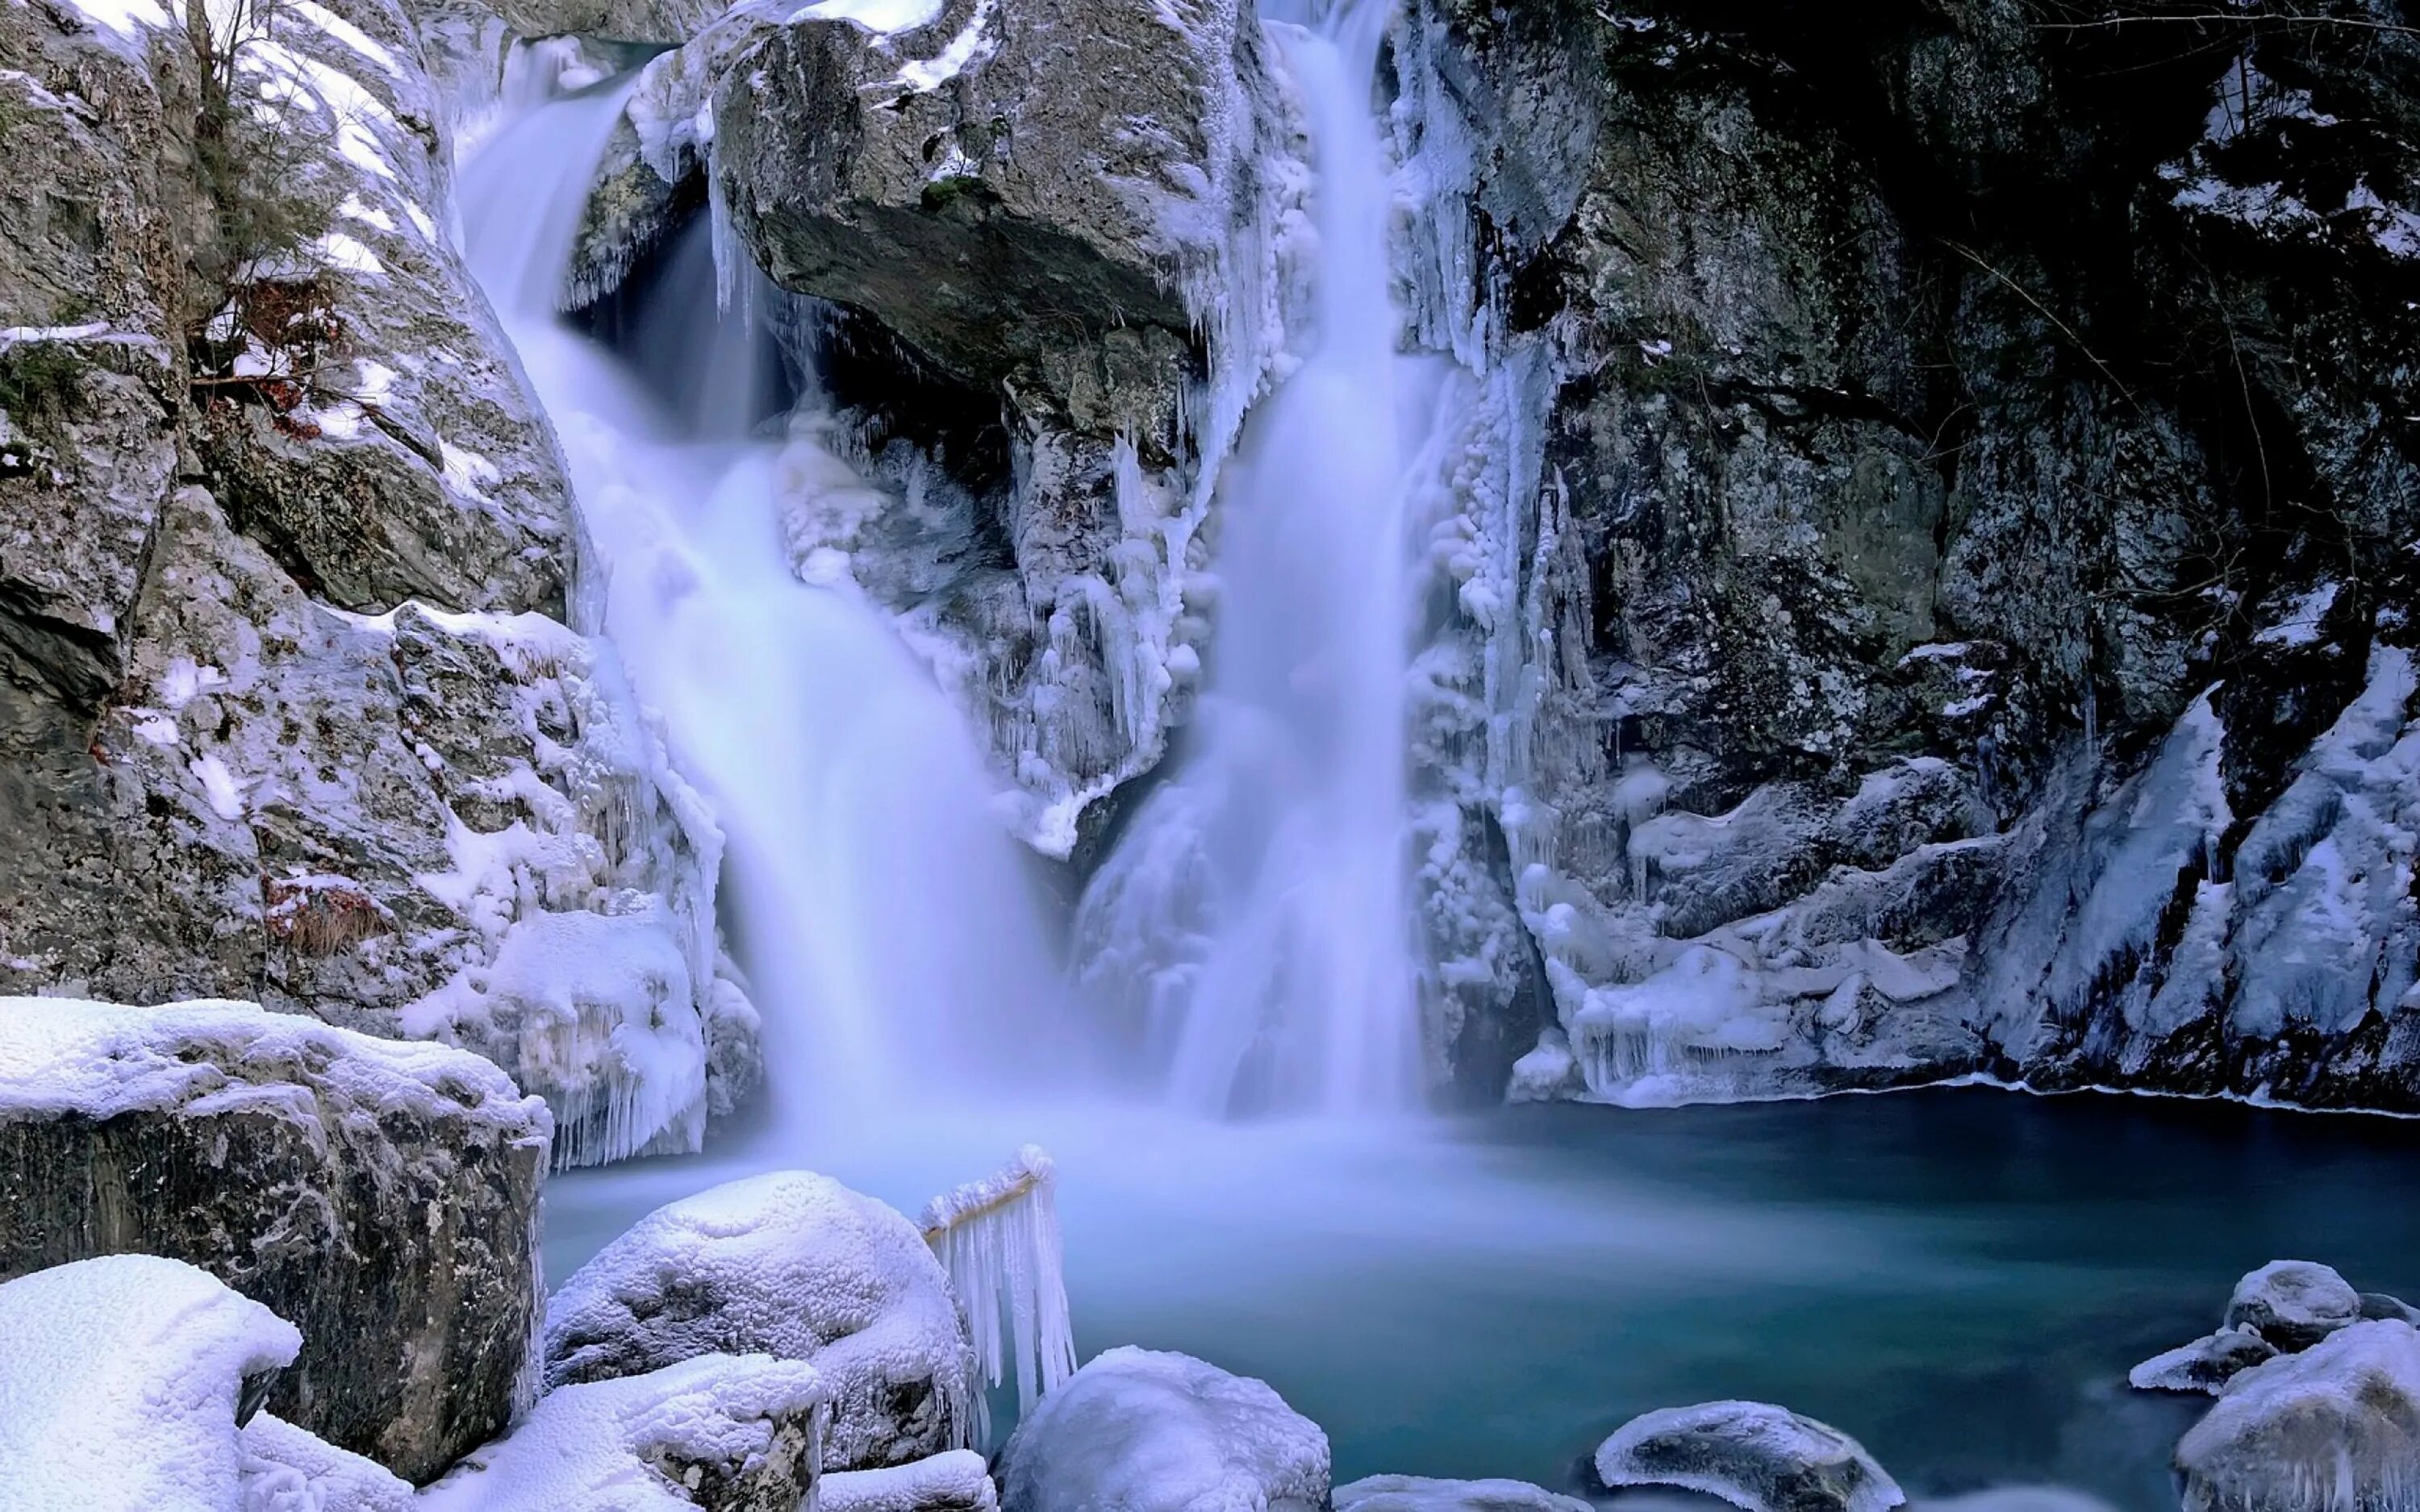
[920,1146,1075,1448]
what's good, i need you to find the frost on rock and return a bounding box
[2226,1261,2367,1353]
[419,1354,828,1512]
[2130,1327,2281,1396]
[1337,1476,1592,1512]
[2178,1320,2420,1512]
[1592,1402,1906,1512]
[920,1146,1076,1447]
[240,1414,415,1512]
[824,1451,1001,1512]
[544,1170,977,1470]
[996,1347,1330,1512]
[0,997,550,1484]
[0,1255,301,1512]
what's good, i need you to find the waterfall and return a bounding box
[1075,0,1429,1116]
[455,74,1075,1141]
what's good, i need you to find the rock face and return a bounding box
[544,1170,978,1471]
[0,997,550,1483]
[996,1347,1331,1512]
[1391,0,2420,1106]
[1592,1402,1905,1512]
[0,0,758,1159]
[419,1353,829,1512]
[0,1254,304,1512]
[2177,1319,2420,1512]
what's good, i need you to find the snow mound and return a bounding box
[920,1146,1074,1443]
[2179,1319,2420,1512]
[0,1255,302,1512]
[239,1414,413,1512]
[0,994,549,1141]
[824,1450,999,1512]
[2130,1327,2280,1395]
[1593,1401,1905,1512]
[421,1353,826,1512]
[2227,1261,2364,1352]
[545,1170,975,1468]
[996,1347,1330,1512]
[1337,1476,1592,1512]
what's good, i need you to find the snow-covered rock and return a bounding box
[2177,1320,2420,1512]
[2225,1260,2367,1352]
[240,1414,415,1512]
[1592,1401,1906,1512]
[1337,1476,1592,1512]
[544,1170,976,1470]
[824,1451,1000,1512]
[0,996,549,1483]
[2128,1327,2280,1396]
[419,1353,828,1512]
[995,1347,1330,1512]
[0,1255,302,1512]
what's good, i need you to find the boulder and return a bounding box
[240,1414,416,1512]
[824,1450,1001,1512]
[0,1254,303,1512]
[2225,1260,2364,1352]
[996,1347,1330,1512]
[1337,1476,1592,1512]
[2127,1327,2280,1395]
[2178,1319,2420,1512]
[419,1354,828,1512]
[0,997,550,1483]
[1592,1401,1906,1512]
[544,1170,976,1469]
[2362,1293,2420,1327]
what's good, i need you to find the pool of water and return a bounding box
[545,1086,2420,1510]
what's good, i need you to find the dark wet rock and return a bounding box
[0,997,550,1483]
[2361,1293,2420,1327]
[1592,1401,1906,1512]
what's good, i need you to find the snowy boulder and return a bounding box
[824,1451,1001,1512]
[2224,1260,2364,1352]
[2177,1319,2420,1512]
[0,997,550,1483]
[2127,1327,2280,1395]
[419,1353,827,1512]
[1337,1475,1592,1512]
[996,1347,1330,1512]
[1592,1402,1906,1512]
[240,1414,415,1512]
[0,1255,302,1512]
[544,1170,976,1469]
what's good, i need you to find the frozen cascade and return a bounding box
[1074,0,1433,1116]
[920,1147,1077,1445]
[455,69,1076,1140]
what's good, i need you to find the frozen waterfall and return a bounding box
[1074,0,1430,1116]
[456,78,1076,1140]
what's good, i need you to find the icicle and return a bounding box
[920,1145,1075,1449]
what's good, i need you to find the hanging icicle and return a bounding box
[920,1145,1076,1448]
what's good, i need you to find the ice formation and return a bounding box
[995,1347,1331,1512]
[823,1452,1000,1512]
[2178,1320,2420,1512]
[0,1255,302,1512]
[544,1171,976,1470]
[920,1147,1076,1444]
[1592,1402,1906,1512]
[419,1354,829,1512]
[1335,1477,1592,1512]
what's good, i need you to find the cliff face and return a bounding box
[1400,0,2420,1108]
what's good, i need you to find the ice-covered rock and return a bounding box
[995,1347,1330,1512]
[2129,1327,2281,1395]
[1912,1492,2122,1512]
[2177,1320,2420,1512]
[0,996,549,1482]
[240,1414,415,1512]
[0,1255,302,1512]
[1337,1475,1592,1512]
[419,1353,828,1512]
[544,1170,976,1470]
[2226,1261,2366,1352]
[1592,1401,1906,1512]
[824,1451,1000,1512]
[2364,1294,2420,1327]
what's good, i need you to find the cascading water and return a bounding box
[455,78,1074,1141]
[1075,0,1430,1116]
